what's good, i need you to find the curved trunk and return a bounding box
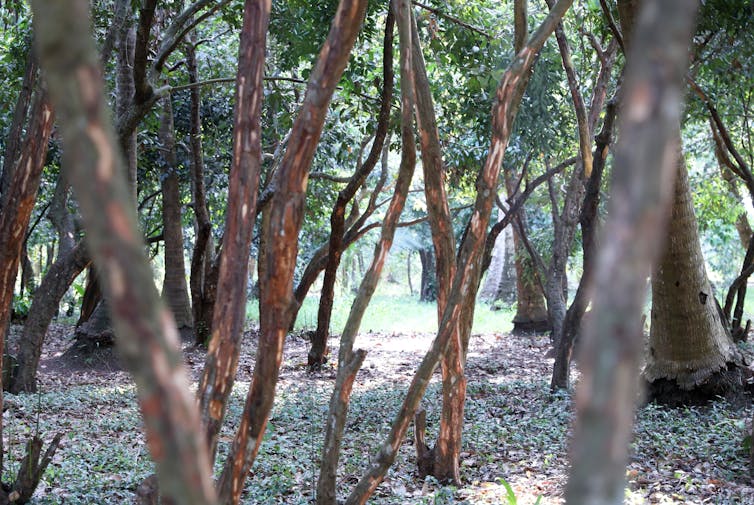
[645,151,739,393]
[185,36,215,345]
[10,243,90,394]
[159,96,193,333]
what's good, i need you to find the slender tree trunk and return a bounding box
[159,94,193,334]
[418,248,437,302]
[32,2,215,503]
[216,2,368,502]
[195,0,270,467]
[309,10,395,368]
[185,35,216,346]
[317,2,413,500]
[550,101,616,390]
[565,2,698,503]
[10,243,90,394]
[0,89,54,474]
[345,3,573,502]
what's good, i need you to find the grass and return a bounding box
[246,286,516,336]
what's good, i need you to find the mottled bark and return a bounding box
[197,0,270,466]
[565,1,698,503]
[408,5,463,482]
[216,2,368,503]
[31,2,215,503]
[159,96,193,333]
[345,2,573,502]
[309,10,395,368]
[317,2,414,501]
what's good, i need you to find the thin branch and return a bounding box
[412,1,492,39]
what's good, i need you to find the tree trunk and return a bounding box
[0,89,54,475]
[505,173,549,333]
[0,48,37,210]
[197,0,270,466]
[159,94,193,334]
[317,3,411,499]
[185,35,216,346]
[479,210,508,302]
[345,2,574,502]
[418,248,437,302]
[565,1,698,502]
[32,1,215,502]
[550,101,616,390]
[216,2,368,502]
[10,243,90,394]
[644,151,740,401]
[309,10,395,369]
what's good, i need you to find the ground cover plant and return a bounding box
[4,293,754,504]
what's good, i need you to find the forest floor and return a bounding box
[4,318,754,504]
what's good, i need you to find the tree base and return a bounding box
[645,362,754,407]
[511,319,551,335]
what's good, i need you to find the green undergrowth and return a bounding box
[4,338,752,503]
[246,291,516,336]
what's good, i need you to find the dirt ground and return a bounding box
[6,321,754,504]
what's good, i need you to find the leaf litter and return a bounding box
[3,322,753,504]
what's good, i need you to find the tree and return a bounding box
[565,0,699,502]
[30,1,215,503]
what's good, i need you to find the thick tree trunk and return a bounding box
[216,2,368,502]
[309,10,394,369]
[644,152,740,400]
[502,170,549,333]
[32,2,216,503]
[345,2,573,502]
[197,0,270,466]
[565,2,698,503]
[159,95,193,334]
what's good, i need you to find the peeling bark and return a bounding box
[216,1,368,502]
[196,0,270,465]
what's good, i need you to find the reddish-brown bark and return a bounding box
[0,90,54,473]
[345,2,574,503]
[216,1,368,503]
[197,0,271,465]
